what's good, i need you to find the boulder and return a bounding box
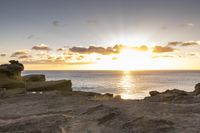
[145,89,190,102]
[0,61,26,97]
[163,89,188,96]
[23,74,46,82]
[26,80,72,91]
[149,91,160,96]
[194,83,200,96]
[114,95,121,100]
[0,60,24,80]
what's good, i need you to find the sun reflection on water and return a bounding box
[118,71,143,99]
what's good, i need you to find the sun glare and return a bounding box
[118,48,152,70]
[94,47,153,70]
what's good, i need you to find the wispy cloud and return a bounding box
[0,54,6,57]
[57,47,66,52]
[11,49,30,57]
[168,41,200,47]
[32,44,52,51]
[18,55,32,59]
[27,34,41,40]
[153,46,175,53]
[52,20,65,27]
[69,45,119,55]
[180,23,195,28]
[22,58,93,65]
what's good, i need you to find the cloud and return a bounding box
[18,55,32,59]
[57,47,65,52]
[69,44,150,55]
[181,41,199,46]
[12,42,200,66]
[167,41,183,46]
[27,34,40,40]
[153,46,174,53]
[52,20,64,27]
[180,23,195,28]
[0,54,6,57]
[22,58,93,65]
[69,45,119,55]
[134,45,148,51]
[11,50,29,57]
[168,41,199,47]
[32,44,51,51]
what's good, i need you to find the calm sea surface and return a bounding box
[22,70,200,99]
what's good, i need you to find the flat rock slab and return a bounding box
[0,93,200,133]
[26,80,72,91]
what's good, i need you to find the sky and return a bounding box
[0,0,200,70]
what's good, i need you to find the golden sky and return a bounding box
[2,41,200,70]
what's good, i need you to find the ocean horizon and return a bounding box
[22,70,200,99]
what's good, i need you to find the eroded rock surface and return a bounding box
[0,92,200,133]
[145,88,198,103]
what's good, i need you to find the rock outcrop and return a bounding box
[149,91,160,96]
[23,74,46,82]
[145,89,194,103]
[0,60,25,96]
[194,83,200,96]
[0,60,24,80]
[26,80,72,91]
[0,61,72,98]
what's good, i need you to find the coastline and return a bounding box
[1,61,200,133]
[1,88,200,133]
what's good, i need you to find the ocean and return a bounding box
[22,70,200,99]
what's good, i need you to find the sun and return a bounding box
[92,47,153,70]
[118,48,152,70]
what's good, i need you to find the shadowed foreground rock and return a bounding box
[0,89,200,133]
